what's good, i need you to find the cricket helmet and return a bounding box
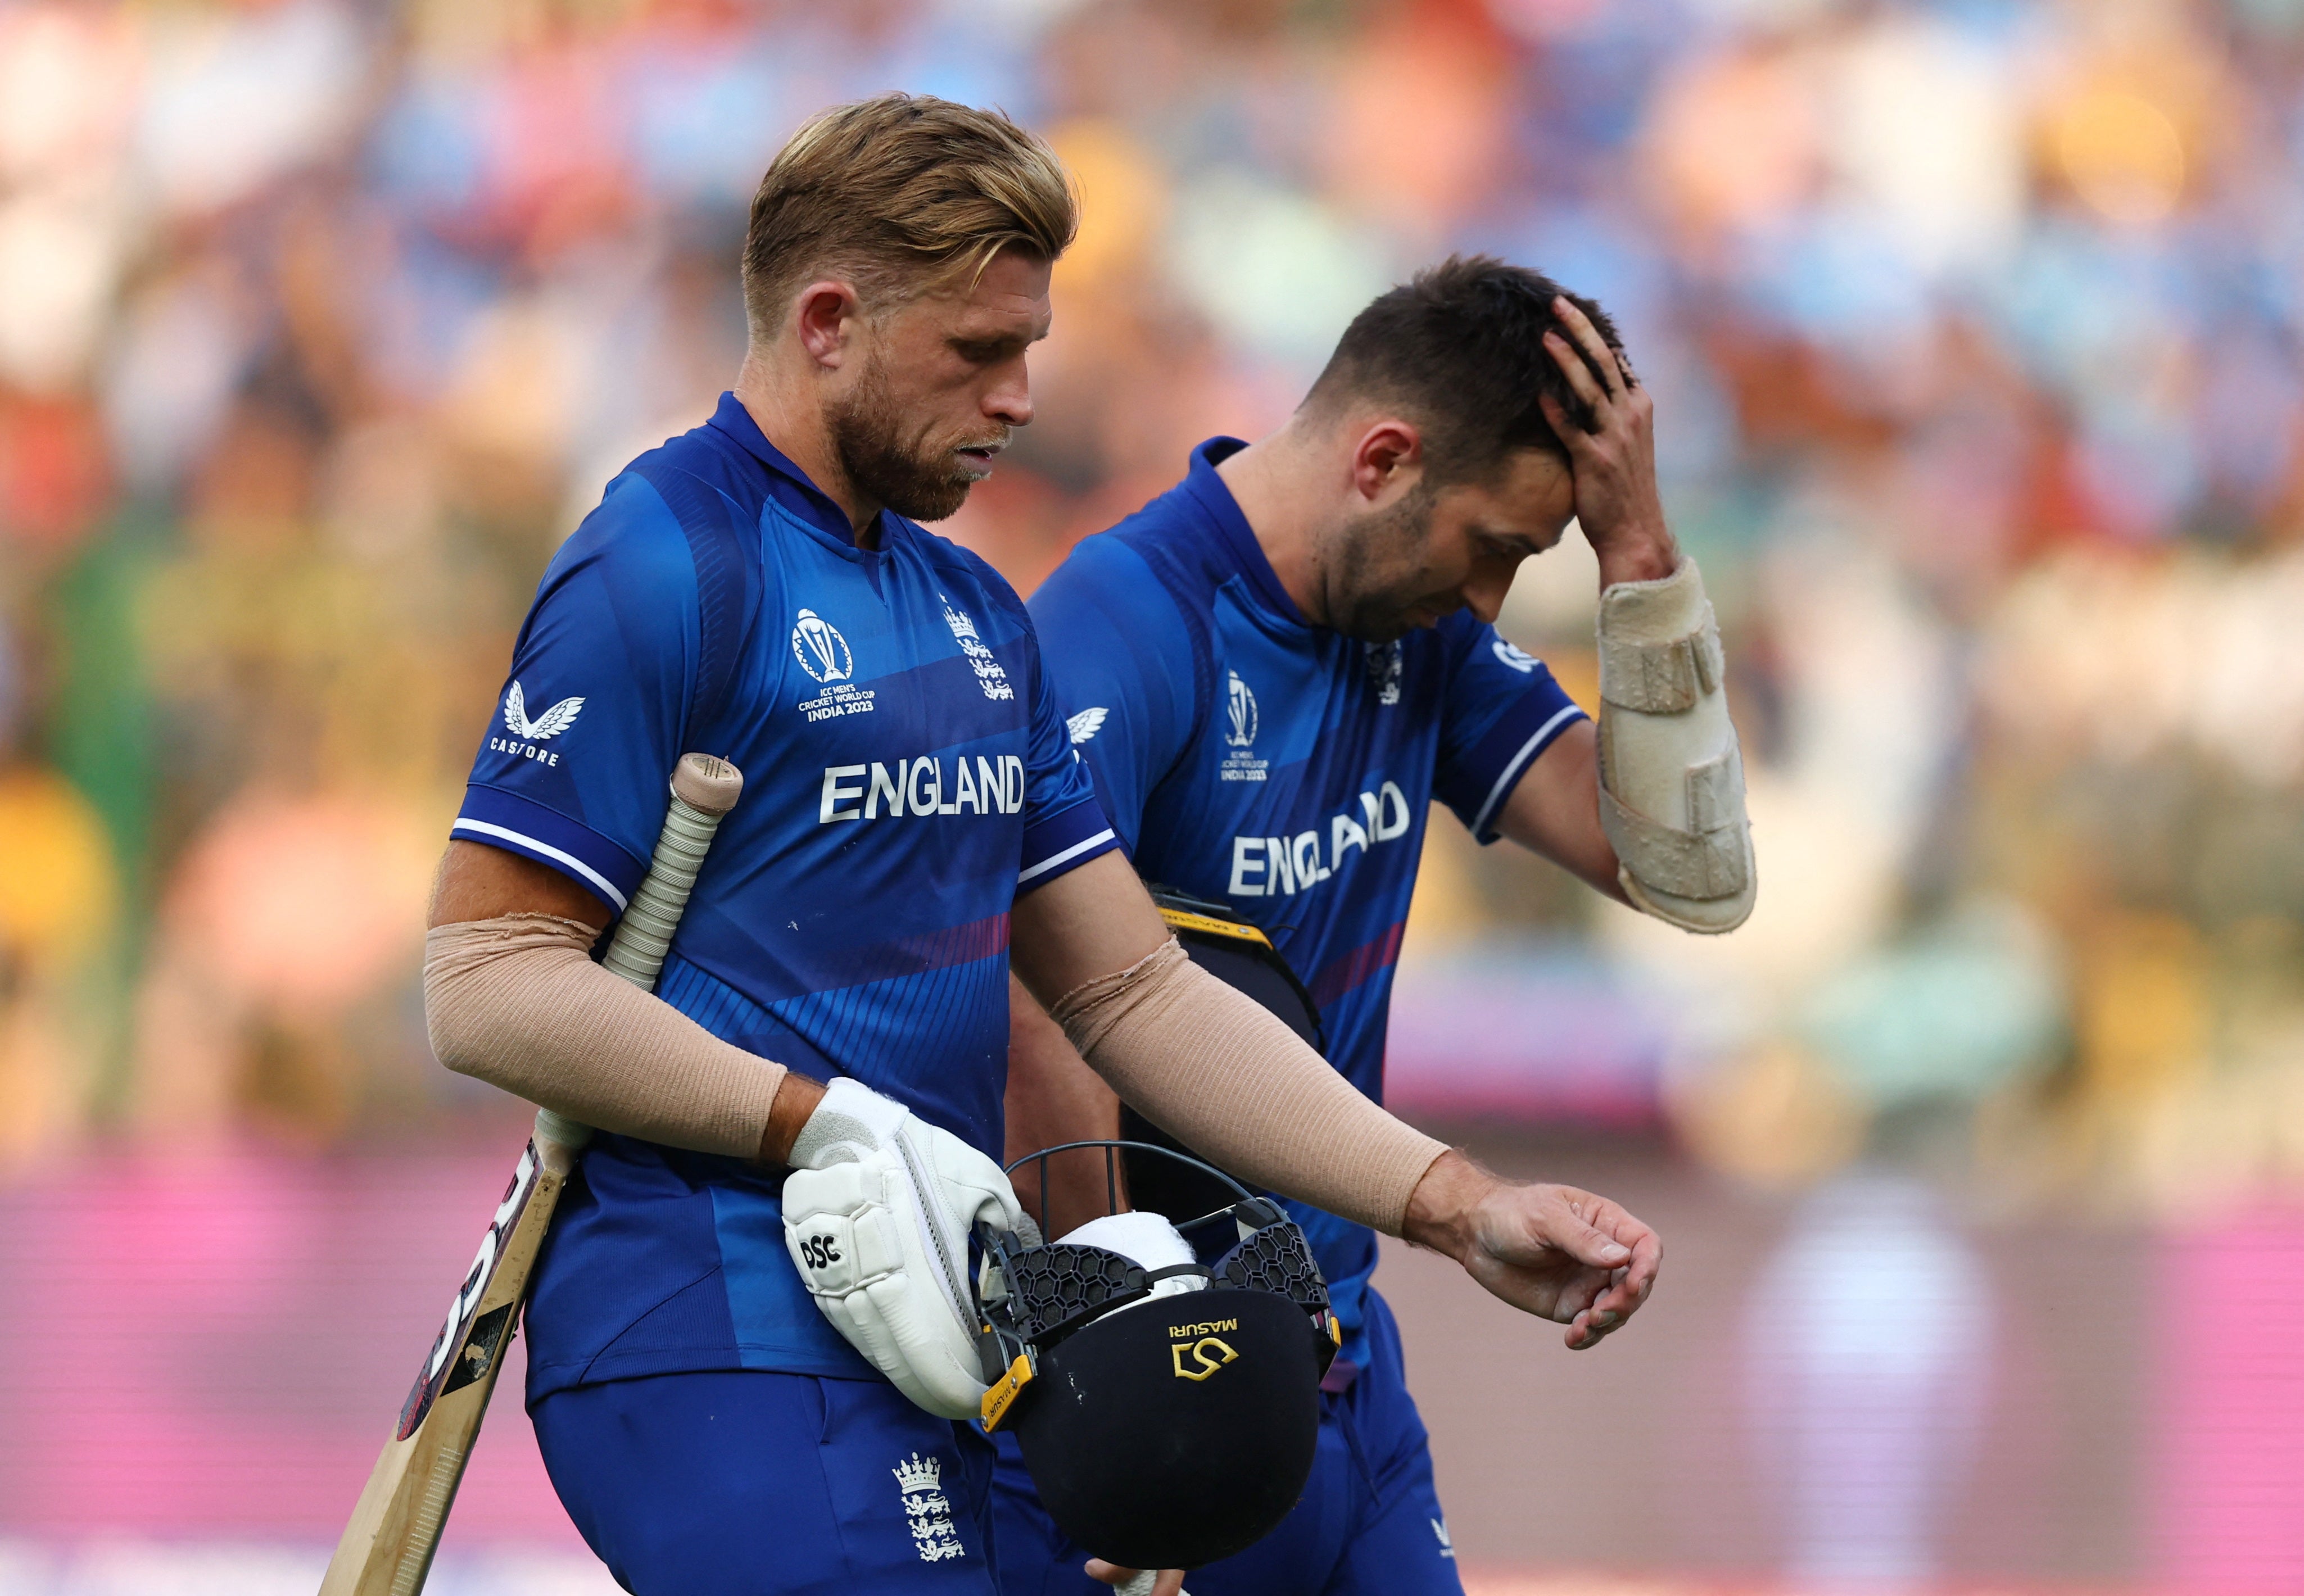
[976,1141,1339,1571]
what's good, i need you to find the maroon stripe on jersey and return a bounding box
[1306,919,1405,1010]
[890,911,1012,972]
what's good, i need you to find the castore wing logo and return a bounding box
[1066,706,1108,744]
[503,681,584,741]
[792,609,854,683]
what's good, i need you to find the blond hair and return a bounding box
[741,93,1076,334]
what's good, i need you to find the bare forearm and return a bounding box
[1591,523,1680,588]
[1495,719,1626,901]
[1003,974,1124,1231]
[1400,1148,1495,1260]
[1008,849,1169,1005]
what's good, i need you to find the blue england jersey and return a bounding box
[1027,439,1584,1351]
[454,393,1117,1398]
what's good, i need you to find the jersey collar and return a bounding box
[1180,438,1309,627]
[704,391,892,551]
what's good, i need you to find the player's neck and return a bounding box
[732,359,885,548]
[1214,428,1333,628]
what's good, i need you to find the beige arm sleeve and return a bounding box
[424,913,786,1159]
[1049,939,1450,1236]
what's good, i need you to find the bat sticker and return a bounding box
[440,1303,517,1398]
[396,1142,541,1440]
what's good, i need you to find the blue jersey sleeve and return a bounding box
[1431,618,1588,844]
[1024,534,1199,857]
[998,581,1122,893]
[452,473,705,912]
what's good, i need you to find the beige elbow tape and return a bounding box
[1049,939,1449,1236]
[424,914,786,1160]
[1596,557,1756,933]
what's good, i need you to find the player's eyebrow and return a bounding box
[1477,523,1550,555]
[951,311,1050,355]
[949,330,1039,364]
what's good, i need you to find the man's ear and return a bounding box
[792,279,864,371]
[1349,420,1424,505]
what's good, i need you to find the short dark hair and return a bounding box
[1303,255,1623,482]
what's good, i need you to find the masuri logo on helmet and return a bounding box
[1170,1334,1239,1381]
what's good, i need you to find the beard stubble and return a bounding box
[1329,486,1439,642]
[827,357,995,524]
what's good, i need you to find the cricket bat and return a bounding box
[319,752,745,1596]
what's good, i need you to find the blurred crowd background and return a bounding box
[3,0,2303,1590]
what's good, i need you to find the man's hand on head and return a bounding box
[1402,1150,1661,1350]
[1537,297,1678,591]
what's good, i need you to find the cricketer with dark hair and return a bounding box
[993,257,1754,1595]
[423,86,1668,1596]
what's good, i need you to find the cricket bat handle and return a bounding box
[601,752,744,990]
[540,752,744,1153]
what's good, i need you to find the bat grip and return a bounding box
[601,791,728,990]
[534,1108,594,1153]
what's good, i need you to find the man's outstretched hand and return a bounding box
[1403,1150,1661,1350]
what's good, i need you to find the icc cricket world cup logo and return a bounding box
[1225,671,1258,749]
[792,608,854,684]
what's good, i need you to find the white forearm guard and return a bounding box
[1595,557,1755,933]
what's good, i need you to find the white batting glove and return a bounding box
[782,1077,1024,1418]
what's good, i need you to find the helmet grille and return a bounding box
[1000,1242,1149,1348]
[1216,1222,1331,1317]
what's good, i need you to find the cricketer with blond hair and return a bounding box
[422,96,1664,1595]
